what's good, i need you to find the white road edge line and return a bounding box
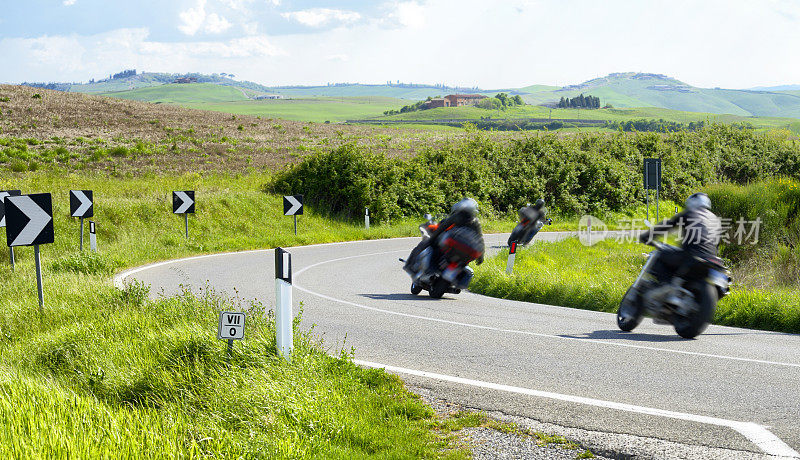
[354,359,800,459]
[294,250,800,369]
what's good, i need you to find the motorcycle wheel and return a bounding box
[673,282,718,339]
[508,225,524,247]
[429,278,448,299]
[617,287,644,332]
[410,283,422,295]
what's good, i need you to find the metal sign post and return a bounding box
[1,190,22,270]
[89,221,97,252]
[172,191,195,239]
[5,193,54,312]
[217,311,246,361]
[506,241,518,274]
[275,247,294,360]
[283,195,303,235]
[365,207,370,229]
[643,158,662,222]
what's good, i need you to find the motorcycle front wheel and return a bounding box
[508,224,525,247]
[673,282,718,339]
[617,286,644,332]
[410,282,422,295]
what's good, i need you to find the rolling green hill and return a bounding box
[182,96,408,122]
[519,73,800,118]
[100,83,260,103]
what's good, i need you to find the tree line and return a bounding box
[558,94,600,109]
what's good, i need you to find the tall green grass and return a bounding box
[471,238,800,334]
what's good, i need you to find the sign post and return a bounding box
[1,190,22,270]
[283,195,303,235]
[643,158,662,222]
[506,241,518,274]
[89,221,97,252]
[217,311,246,360]
[5,193,54,312]
[365,207,370,230]
[172,191,195,238]
[70,190,94,251]
[275,247,293,360]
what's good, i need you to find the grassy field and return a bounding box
[100,82,262,103]
[185,96,408,123]
[470,237,800,334]
[376,104,800,133]
[1,84,514,174]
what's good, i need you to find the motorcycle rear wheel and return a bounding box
[673,282,718,339]
[617,287,644,332]
[508,225,525,247]
[429,278,448,299]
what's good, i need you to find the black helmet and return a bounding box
[533,199,545,210]
[685,192,711,211]
[451,198,478,218]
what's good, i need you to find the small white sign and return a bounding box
[218,311,246,340]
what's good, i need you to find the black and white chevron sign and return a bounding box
[69,190,94,218]
[4,193,54,247]
[0,190,22,228]
[172,191,195,214]
[283,195,303,216]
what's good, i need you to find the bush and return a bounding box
[270,125,800,221]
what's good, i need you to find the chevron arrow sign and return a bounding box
[70,190,94,218]
[173,191,195,214]
[4,193,54,247]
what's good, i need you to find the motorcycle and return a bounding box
[616,240,731,339]
[508,212,552,247]
[401,214,485,298]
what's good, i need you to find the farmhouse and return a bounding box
[424,94,487,109]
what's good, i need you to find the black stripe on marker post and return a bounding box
[275,247,291,284]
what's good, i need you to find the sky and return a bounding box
[1,0,799,89]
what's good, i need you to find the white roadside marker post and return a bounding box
[506,241,518,274]
[275,247,294,360]
[89,221,97,252]
[365,207,370,230]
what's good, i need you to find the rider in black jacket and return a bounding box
[639,192,722,283]
[404,198,484,275]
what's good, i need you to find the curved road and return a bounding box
[118,233,800,459]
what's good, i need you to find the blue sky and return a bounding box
[1,0,799,88]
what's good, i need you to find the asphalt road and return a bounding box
[118,232,800,459]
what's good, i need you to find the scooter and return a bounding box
[616,240,731,339]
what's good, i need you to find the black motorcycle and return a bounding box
[508,214,552,247]
[616,241,731,339]
[402,216,485,299]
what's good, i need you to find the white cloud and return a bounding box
[178,0,232,36]
[205,13,231,34]
[326,54,348,62]
[281,8,361,27]
[390,1,426,28]
[63,0,77,5]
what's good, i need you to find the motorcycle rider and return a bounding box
[638,192,722,284]
[518,199,549,230]
[404,198,485,277]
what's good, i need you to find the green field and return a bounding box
[184,96,408,122]
[101,82,262,103]
[374,104,800,132]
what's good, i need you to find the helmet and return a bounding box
[533,199,545,210]
[451,198,478,218]
[685,192,711,210]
